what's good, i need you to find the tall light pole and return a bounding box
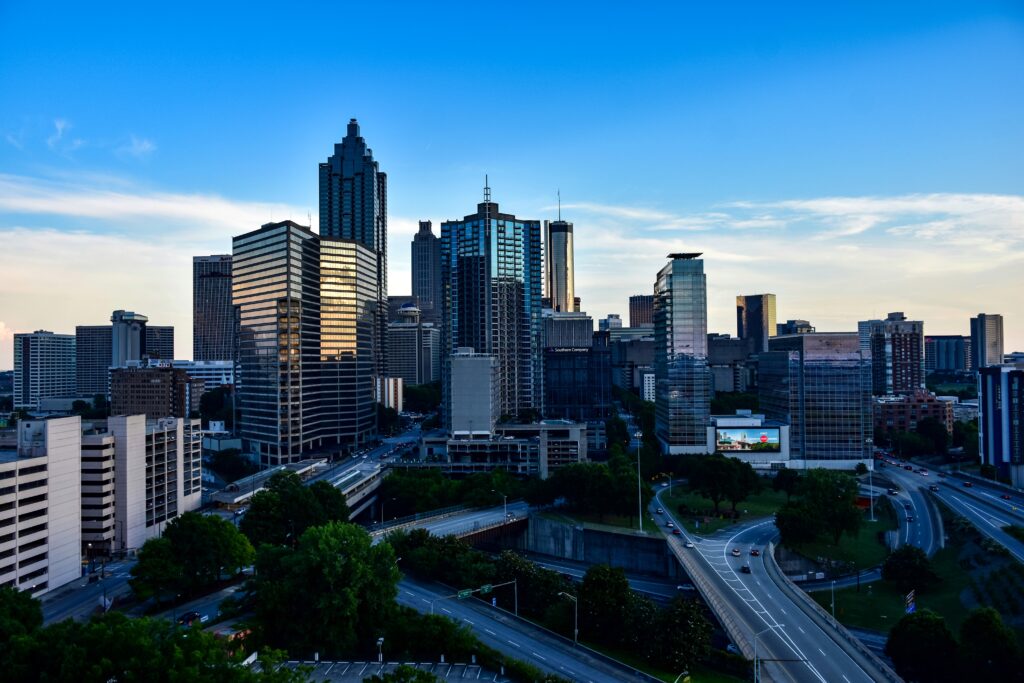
[753,626,773,683]
[635,431,643,533]
[831,580,836,623]
[867,438,876,522]
[376,636,384,663]
[492,489,507,519]
[559,591,578,645]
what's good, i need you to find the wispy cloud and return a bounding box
[46,119,68,149]
[117,135,157,159]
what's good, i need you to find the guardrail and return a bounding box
[764,542,903,683]
[369,503,474,534]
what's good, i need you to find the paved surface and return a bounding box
[653,489,888,683]
[522,554,684,601]
[372,501,530,545]
[40,560,136,625]
[398,578,648,683]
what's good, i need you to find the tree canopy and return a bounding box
[885,609,958,683]
[882,546,938,592]
[239,471,350,548]
[775,468,863,547]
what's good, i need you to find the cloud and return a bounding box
[46,119,68,149]
[5,133,24,150]
[117,135,157,159]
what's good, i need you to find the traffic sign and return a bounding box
[458,589,472,600]
[480,584,493,595]
[905,589,915,614]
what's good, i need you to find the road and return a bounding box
[40,559,136,625]
[521,554,685,601]
[371,501,530,545]
[653,489,888,683]
[398,578,647,682]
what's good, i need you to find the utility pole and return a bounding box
[559,592,578,645]
[635,431,643,532]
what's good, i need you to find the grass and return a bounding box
[788,500,898,571]
[581,640,745,683]
[660,488,788,534]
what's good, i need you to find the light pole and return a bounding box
[867,439,876,522]
[831,580,836,623]
[376,636,384,663]
[381,496,396,526]
[753,626,773,683]
[559,591,578,645]
[492,489,507,519]
[635,431,643,533]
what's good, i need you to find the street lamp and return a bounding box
[381,496,396,526]
[753,626,774,683]
[558,591,578,646]
[866,438,876,522]
[634,431,643,533]
[491,489,508,519]
[376,636,384,663]
[831,580,837,623]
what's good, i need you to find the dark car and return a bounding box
[964,482,974,488]
[1003,494,1013,501]
[904,503,912,510]
[740,565,752,574]
[906,516,915,523]
[904,465,914,471]
[750,548,761,557]
[929,485,939,492]
[672,528,682,536]
[178,611,202,626]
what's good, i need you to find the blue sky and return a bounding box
[1,2,1022,368]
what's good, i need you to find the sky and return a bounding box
[1,2,1022,369]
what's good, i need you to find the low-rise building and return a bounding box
[709,411,790,470]
[873,391,954,436]
[110,362,204,419]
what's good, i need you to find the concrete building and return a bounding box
[432,420,588,479]
[873,391,954,437]
[629,295,654,327]
[777,320,815,336]
[544,219,575,313]
[971,314,1004,370]
[610,333,655,393]
[979,366,1024,485]
[13,331,76,410]
[109,415,201,552]
[0,417,81,596]
[75,325,112,398]
[441,187,543,425]
[642,370,656,402]
[450,348,499,437]
[411,221,442,324]
[864,312,925,396]
[654,253,711,455]
[319,119,388,379]
[760,333,872,469]
[75,312,174,399]
[925,335,972,374]
[192,255,235,362]
[735,294,776,354]
[387,305,441,386]
[599,314,623,332]
[377,377,404,413]
[80,425,116,556]
[110,363,204,419]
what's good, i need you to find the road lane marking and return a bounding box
[463,618,474,625]
[441,608,451,614]
[531,651,547,661]
[842,676,851,683]
[818,648,826,656]
[404,591,414,596]
[798,626,805,634]
[507,640,521,648]
[485,628,496,635]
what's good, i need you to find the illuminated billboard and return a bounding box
[716,428,781,453]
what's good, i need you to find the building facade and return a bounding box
[777,319,815,336]
[599,314,623,331]
[387,306,441,387]
[542,314,612,421]
[864,312,925,395]
[971,314,1004,370]
[170,360,235,389]
[110,363,204,419]
[449,348,499,436]
[13,331,76,410]
[654,253,711,454]
[544,219,575,313]
[873,391,954,437]
[736,293,777,354]
[319,118,387,379]
[441,191,543,425]
[75,325,112,398]
[80,426,116,557]
[629,294,654,327]
[411,221,442,324]
[979,366,1024,486]
[925,335,972,374]
[75,312,174,399]
[193,255,235,362]
[760,333,872,469]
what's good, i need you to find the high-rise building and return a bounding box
[777,319,815,336]
[411,221,442,324]
[542,313,611,421]
[760,332,872,468]
[193,255,235,361]
[654,253,711,455]
[629,295,654,327]
[599,314,623,331]
[864,312,925,395]
[319,119,387,378]
[145,325,175,361]
[736,293,777,354]
[76,312,174,400]
[925,335,972,374]
[971,314,1004,370]
[13,331,76,409]
[0,417,82,596]
[75,325,112,398]
[441,186,543,425]
[387,305,441,387]
[110,363,204,419]
[544,219,575,313]
[979,366,1024,486]
[233,221,322,465]
[450,348,499,436]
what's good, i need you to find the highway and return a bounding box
[372,501,530,545]
[40,559,136,625]
[523,554,684,601]
[653,488,891,683]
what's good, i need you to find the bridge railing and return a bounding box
[368,503,474,534]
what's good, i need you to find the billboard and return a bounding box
[716,428,781,453]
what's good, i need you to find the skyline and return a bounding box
[2,2,1023,369]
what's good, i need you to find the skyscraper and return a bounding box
[441,185,543,424]
[13,331,76,409]
[654,253,711,454]
[75,312,173,399]
[971,313,1004,370]
[542,312,611,421]
[925,335,972,374]
[979,366,1024,486]
[387,305,441,387]
[544,218,575,313]
[76,325,112,398]
[629,294,654,327]
[864,312,925,395]
[411,221,442,324]
[193,255,235,361]
[736,293,777,354]
[760,332,873,468]
[319,119,387,378]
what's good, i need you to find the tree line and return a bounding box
[774,469,863,546]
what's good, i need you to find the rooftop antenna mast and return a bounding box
[484,174,491,203]
[558,189,561,221]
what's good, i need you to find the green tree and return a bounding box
[403,381,441,414]
[916,417,950,455]
[688,455,734,513]
[885,609,958,683]
[129,537,182,604]
[579,564,631,646]
[240,471,349,547]
[365,664,439,682]
[772,468,801,501]
[199,386,235,428]
[723,458,761,513]
[801,469,862,545]
[163,512,255,593]
[775,502,820,545]
[952,420,979,459]
[207,448,257,483]
[253,522,400,658]
[882,546,938,592]
[958,607,1020,680]
[854,462,869,476]
[656,595,713,671]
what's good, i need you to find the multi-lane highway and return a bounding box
[653,488,894,683]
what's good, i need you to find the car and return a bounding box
[740,565,752,574]
[661,482,669,487]
[684,541,695,548]
[929,485,940,492]
[887,488,898,495]
[178,611,205,626]
[726,644,740,655]
[750,548,761,557]
[905,465,914,471]
[1003,494,1013,500]
[676,584,695,591]
[672,529,682,536]
[918,470,929,476]
[906,516,915,523]
[666,521,675,528]
[731,548,741,557]
[656,508,664,514]
[964,482,974,488]
[938,472,947,478]
[904,503,912,510]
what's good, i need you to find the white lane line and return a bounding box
[798,626,805,634]
[463,618,474,625]
[421,598,430,604]
[441,608,451,614]
[507,640,521,648]
[531,651,547,661]
[842,676,851,683]
[818,648,826,656]
[780,608,787,615]
[485,629,496,636]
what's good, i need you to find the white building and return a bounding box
[81,426,116,556]
[0,417,82,596]
[13,331,77,410]
[450,348,499,437]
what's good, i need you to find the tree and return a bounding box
[916,417,950,455]
[240,471,349,548]
[723,458,761,513]
[403,381,441,414]
[952,420,979,459]
[775,502,820,545]
[958,607,1020,680]
[199,386,235,428]
[129,537,182,604]
[882,546,938,592]
[253,522,400,658]
[579,564,632,646]
[688,456,734,513]
[801,469,862,545]
[656,596,712,671]
[886,609,958,683]
[366,664,439,682]
[854,462,869,476]
[207,448,258,483]
[772,468,801,501]
[0,585,43,673]
[163,512,254,593]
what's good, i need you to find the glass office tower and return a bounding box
[441,189,543,425]
[736,293,777,354]
[411,221,442,324]
[193,255,235,362]
[544,219,574,313]
[654,253,711,454]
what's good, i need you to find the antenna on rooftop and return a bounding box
[558,189,561,221]
[484,174,491,203]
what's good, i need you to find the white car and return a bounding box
[684,541,695,548]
